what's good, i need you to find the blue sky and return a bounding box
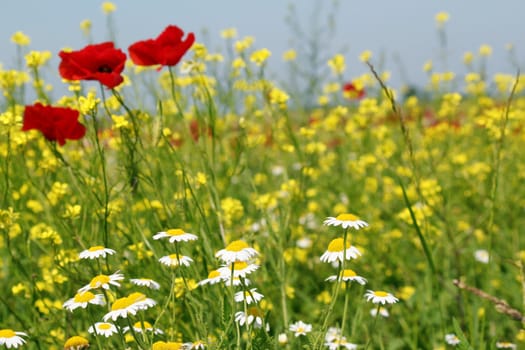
[1,0,523,90]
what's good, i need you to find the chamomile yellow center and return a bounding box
[98,323,112,330]
[128,292,146,303]
[247,306,263,317]
[64,336,89,347]
[168,254,183,260]
[336,213,359,221]
[73,291,95,303]
[232,261,249,270]
[0,329,16,338]
[327,238,351,252]
[208,270,221,278]
[374,291,388,297]
[166,228,184,236]
[89,274,110,287]
[152,341,183,350]
[88,245,105,252]
[225,240,249,252]
[341,269,357,278]
[111,296,133,311]
[111,293,146,311]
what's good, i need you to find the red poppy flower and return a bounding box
[22,103,86,145]
[129,25,195,68]
[58,42,126,89]
[343,82,365,100]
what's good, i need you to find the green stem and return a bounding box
[87,312,104,350]
[341,281,351,336]
[487,71,520,263]
[89,106,110,248]
[2,130,11,205]
[396,176,435,275]
[364,304,381,350]
[316,228,348,349]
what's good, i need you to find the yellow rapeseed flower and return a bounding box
[0,70,30,90]
[235,36,255,53]
[220,197,244,227]
[434,11,450,27]
[250,48,271,66]
[25,51,52,68]
[282,49,297,61]
[80,19,92,36]
[479,44,492,57]
[192,42,207,59]
[318,95,329,106]
[232,57,246,69]
[359,50,372,63]
[221,27,238,39]
[112,115,130,130]
[11,31,30,46]
[47,182,69,206]
[101,1,116,14]
[205,53,224,62]
[62,205,81,219]
[268,87,289,109]
[78,91,100,114]
[463,51,474,65]
[23,201,39,215]
[423,60,433,72]
[316,290,332,305]
[397,286,416,300]
[328,54,345,75]
[11,283,27,296]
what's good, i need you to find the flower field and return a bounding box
[1,4,525,350]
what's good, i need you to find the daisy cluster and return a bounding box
[59,241,205,348]
[61,246,160,344]
[199,240,266,330]
[319,213,399,346]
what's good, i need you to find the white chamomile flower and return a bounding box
[235,307,264,328]
[325,269,367,285]
[159,254,193,267]
[445,333,460,346]
[123,321,163,335]
[364,290,399,305]
[153,228,198,243]
[289,320,312,337]
[103,292,156,322]
[88,322,118,337]
[63,291,105,311]
[130,278,160,290]
[496,341,517,349]
[189,340,206,349]
[198,269,224,286]
[325,337,358,350]
[323,213,368,230]
[218,261,259,279]
[79,246,116,259]
[320,238,361,263]
[234,288,264,304]
[78,271,124,293]
[370,306,390,318]
[474,249,489,264]
[223,276,251,287]
[215,240,258,263]
[0,329,28,348]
